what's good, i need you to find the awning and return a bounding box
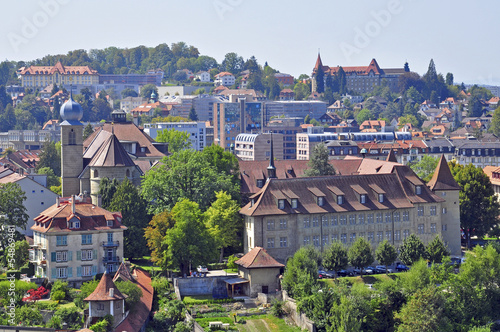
[224,277,249,285]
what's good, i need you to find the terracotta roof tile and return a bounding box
[85,271,127,301]
[427,155,460,191]
[235,247,284,269]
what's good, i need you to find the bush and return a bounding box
[74,280,99,309]
[115,281,142,310]
[36,301,59,310]
[53,307,82,329]
[89,319,108,332]
[47,315,62,329]
[227,255,238,270]
[0,279,37,306]
[270,299,286,317]
[51,281,69,300]
[207,263,227,270]
[16,305,43,326]
[51,290,65,302]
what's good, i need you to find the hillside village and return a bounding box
[1,45,500,331]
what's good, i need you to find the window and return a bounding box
[267,238,275,248]
[303,217,311,228]
[312,217,319,227]
[322,216,328,227]
[431,223,437,233]
[318,196,324,206]
[377,231,383,242]
[376,213,382,223]
[378,193,384,203]
[386,231,391,241]
[442,207,447,214]
[331,234,338,242]
[57,267,67,278]
[107,220,113,227]
[69,129,76,145]
[360,194,366,204]
[331,215,338,226]
[385,213,391,223]
[337,195,344,205]
[279,237,287,248]
[340,215,347,225]
[350,233,356,243]
[291,198,298,209]
[313,236,320,247]
[303,236,310,246]
[278,199,285,209]
[417,206,424,216]
[81,234,92,245]
[322,235,328,246]
[279,219,287,229]
[367,214,374,224]
[267,220,275,230]
[418,224,424,234]
[256,179,264,188]
[358,214,365,224]
[341,233,347,244]
[82,265,92,277]
[368,232,374,242]
[349,215,356,225]
[442,224,447,231]
[97,303,104,310]
[81,250,93,261]
[93,169,98,178]
[56,251,67,262]
[416,185,422,195]
[126,169,130,178]
[56,236,67,246]
[430,206,437,216]
[393,212,400,222]
[394,230,401,241]
[403,211,409,221]
[107,233,113,243]
[403,229,410,239]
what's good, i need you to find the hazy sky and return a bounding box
[1,0,498,85]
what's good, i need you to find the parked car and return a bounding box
[337,269,354,277]
[197,265,209,273]
[353,267,373,275]
[375,265,393,274]
[318,270,334,279]
[395,263,410,272]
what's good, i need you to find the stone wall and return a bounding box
[282,290,316,332]
[175,275,238,297]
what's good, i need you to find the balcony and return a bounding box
[102,241,119,247]
[102,256,120,263]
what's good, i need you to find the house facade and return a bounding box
[240,156,461,264]
[30,195,126,286]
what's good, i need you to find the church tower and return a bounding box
[312,52,323,93]
[60,93,84,197]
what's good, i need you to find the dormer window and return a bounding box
[318,197,324,206]
[337,195,344,205]
[360,194,366,204]
[291,198,298,209]
[416,185,422,195]
[107,220,113,227]
[278,199,285,209]
[256,179,264,188]
[378,194,384,203]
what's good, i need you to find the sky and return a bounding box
[1,0,499,85]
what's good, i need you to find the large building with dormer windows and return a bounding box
[240,155,461,263]
[30,195,126,286]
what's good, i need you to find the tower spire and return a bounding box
[267,132,276,179]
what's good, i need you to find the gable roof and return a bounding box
[427,154,460,191]
[87,133,136,167]
[113,262,135,283]
[235,247,284,269]
[85,271,127,301]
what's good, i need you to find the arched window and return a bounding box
[69,129,76,145]
[93,169,98,178]
[126,169,130,178]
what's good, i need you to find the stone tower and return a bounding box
[427,154,461,256]
[60,93,84,197]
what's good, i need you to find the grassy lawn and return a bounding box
[224,268,238,273]
[196,314,302,332]
[319,273,397,288]
[129,257,162,272]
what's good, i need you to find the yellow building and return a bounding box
[19,61,99,88]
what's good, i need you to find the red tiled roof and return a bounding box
[114,269,153,332]
[20,61,97,75]
[85,271,127,301]
[216,72,234,78]
[113,262,135,283]
[235,247,284,269]
[87,134,136,168]
[427,155,460,191]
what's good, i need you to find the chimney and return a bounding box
[97,195,102,208]
[56,197,60,208]
[109,288,114,297]
[71,195,75,214]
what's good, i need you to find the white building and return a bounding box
[215,72,236,87]
[196,71,211,82]
[0,167,58,235]
[143,121,208,151]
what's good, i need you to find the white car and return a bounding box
[197,265,208,273]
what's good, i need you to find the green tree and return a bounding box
[221,52,244,75]
[409,155,438,182]
[188,108,198,121]
[121,88,138,98]
[36,167,60,188]
[74,280,99,309]
[426,235,449,264]
[164,199,216,276]
[10,240,29,269]
[395,286,448,332]
[375,240,398,274]
[0,182,28,239]
[453,163,500,248]
[446,73,454,86]
[322,241,348,278]
[144,211,175,269]
[15,305,43,327]
[204,191,242,262]
[156,128,192,153]
[36,141,61,176]
[303,143,335,177]
[97,177,120,210]
[108,178,150,258]
[348,237,373,276]
[315,67,324,94]
[83,123,94,141]
[293,82,310,100]
[399,234,427,266]
[141,149,239,214]
[356,108,372,124]
[490,106,500,136]
[281,246,319,299]
[140,84,158,99]
[115,281,142,310]
[201,144,240,190]
[303,114,311,124]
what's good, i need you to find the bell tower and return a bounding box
[60,92,84,197]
